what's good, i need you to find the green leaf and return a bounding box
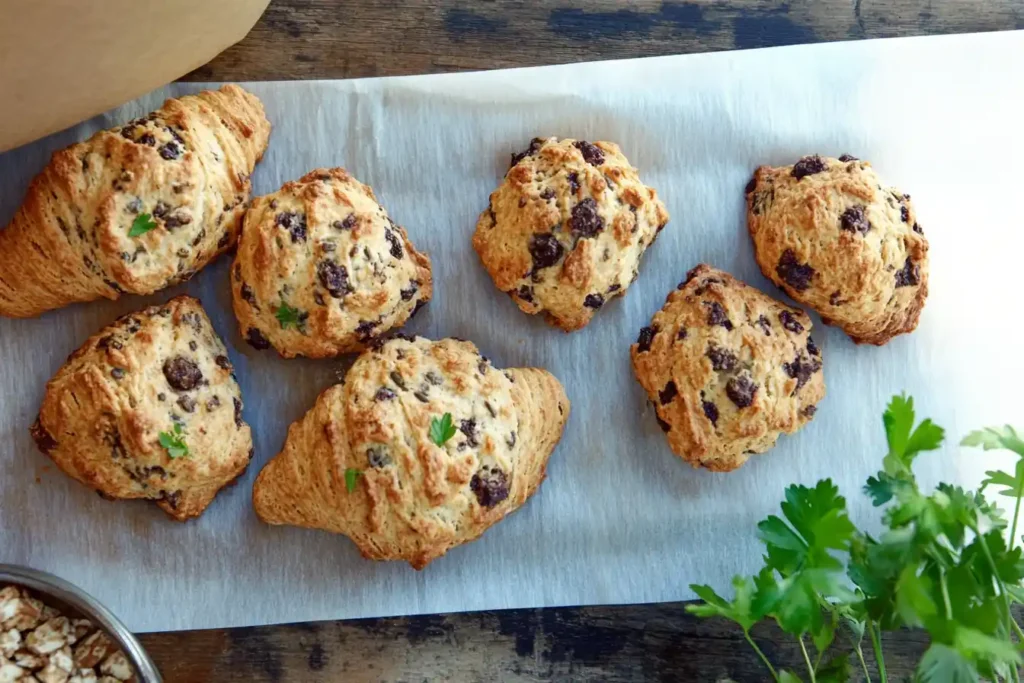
[758,480,855,576]
[810,606,837,655]
[344,468,362,493]
[128,212,158,237]
[687,577,758,631]
[881,394,944,477]
[953,626,1022,664]
[895,565,938,627]
[884,393,916,461]
[778,671,804,683]
[816,653,851,683]
[864,472,899,506]
[916,643,979,683]
[962,425,1024,458]
[274,302,304,330]
[158,422,189,459]
[429,413,457,447]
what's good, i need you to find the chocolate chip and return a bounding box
[207,396,221,411]
[518,197,527,208]
[567,172,580,194]
[807,337,820,356]
[569,197,604,237]
[356,319,380,340]
[515,285,535,303]
[704,301,733,330]
[676,328,688,341]
[216,355,233,371]
[138,133,156,146]
[413,390,429,403]
[900,205,910,223]
[894,257,919,288]
[158,141,182,160]
[726,374,758,408]
[702,400,719,426]
[233,398,244,426]
[584,293,604,309]
[177,395,197,413]
[276,212,308,243]
[528,232,564,270]
[636,326,657,352]
[153,201,169,218]
[425,371,443,386]
[791,155,827,179]
[485,401,497,418]
[367,447,391,468]
[783,354,822,392]
[511,137,544,167]
[829,290,842,306]
[317,260,353,299]
[163,356,202,391]
[31,419,57,453]
[188,341,198,352]
[478,359,489,374]
[157,393,166,402]
[607,283,621,293]
[838,154,858,162]
[693,278,722,296]
[506,432,517,448]
[779,310,804,333]
[470,467,509,508]
[400,281,419,301]
[574,140,605,166]
[776,250,815,291]
[756,315,772,336]
[706,345,738,372]
[126,197,143,214]
[375,387,396,401]
[913,223,923,235]
[385,229,404,259]
[802,405,818,417]
[840,205,870,235]
[109,366,125,379]
[246,328,271,350]
[744,176,757,194]
[540,188,555,200]
[241,284,258,308]
[333,214,357,231]
[460,419,480,448]
[659,381,678,405]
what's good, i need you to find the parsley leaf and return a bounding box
[962,426,1024,458]
[815,653,851,683]
[687,576,758,631]
[274,302,304,330]
[882,394,944,477]
[128,213,158,237]
[758,479,855,575]
[158,423,189,459]
[344,468,362,493]
[917,643,978,683]
[429,413,457,447]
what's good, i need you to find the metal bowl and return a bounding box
[0,564,162,682]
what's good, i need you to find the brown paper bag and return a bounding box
[0,0,269,152]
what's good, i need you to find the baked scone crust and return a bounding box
[473,137,669,332]
[252,335,570,569]
[31,296,254,520]
[746,155,929,345]
[631,265,824,472]
[232,168,433,358]
[0,85,271,318]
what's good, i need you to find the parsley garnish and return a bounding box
[274,302,303,330]
[429,413,456,447]
[158,423,189,459]
[128,213,158,237]
[344,468,362,493]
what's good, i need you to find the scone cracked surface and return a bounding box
[31,296,254,520]
[252,335,570,569]
[631,265,824,472]
[746,155,929,345]
[232,168,433,358]
[0,85,270,318]
[473,137,669,332]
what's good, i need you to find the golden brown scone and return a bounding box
[473,137,669,332]
[631,265,824,472]
[231,168,432,358]
[253,335,570,569]
[746,154,929,345]
[0,85,271,319]
[31,296,254,520]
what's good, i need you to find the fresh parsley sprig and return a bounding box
[158,423,189,459]
[687,395,1024,683]
[344,468,362,493]
[128,213,158,237]
[429,413,457,447]
[274,302,304,330]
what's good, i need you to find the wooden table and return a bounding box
[155,1,1021,680]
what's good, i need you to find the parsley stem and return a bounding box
[743,630,779,681]
[1011,483,1023,551]
[972,521,1018,670]
[853,642,872,683]
[869,623,888,683]
[939,568,953,622]
[798,637,817,683]
[1011,617,1024,646]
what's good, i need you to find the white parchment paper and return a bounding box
[2,32,1023,633]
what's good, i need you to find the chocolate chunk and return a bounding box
[659,381,678,405]
[425,371,443,386]
[756,315,772,336]
[807,337,820,356]
[470,467,510,508]
[702,400,719,426]
[177,395,197,413]
[138,133,155,146]
[840,205,870,235]
[246,328,271,350]
[779,310,804,333]
[460,418,479,447]
[207,396,221,411]
[791,155,827,179]
[776,249,814,291]
[838,154,858,162]
[188,341,198,352]
[317,260,352,299]
[367,447,391,468]
[506,432,517,449]
[744,176,757,194]
[574,140,605,166]
[110,367,125,380]
[540,188,556,200]
[783,354,822,392]
[511,138,544,167]
[375,387,396,401]
[216,355,233,371]
[528,233,564,269]
[913,223,923,235]
[676,328,688,341]
[385,229,404,259]
[413,390,429,403]
[158,141,182,160]
[636,326,658,352]
[900,205,910,223]
[802,405,818,417]
[30,419,57,453]
[153,201,170,218]
[334,214,357,231]
[583,293,604,309]
[276,212,308,243]
[894,257,920,288]
[703,301,733,330]
[233,398,244,426]
[478,359,489,375]
[389,371,407,391]
[485,401,497,418]
[706,345,738,372]
[693,278,722,296]
[569,198,604,237]
[829,290,842,306]
[567,172,580,195]
[607,283,621,293]
[515,285,535,303]
[355,319,380,340]
[162,356,202,391]
[726,374,758,408]
[400,281,419,301]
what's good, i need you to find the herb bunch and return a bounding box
[688,395,1024,682]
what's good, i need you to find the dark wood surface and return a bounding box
[155,1,1024,681]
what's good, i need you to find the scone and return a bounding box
[232,168,433,358]
[0,84,270,319]
[473,137,669,331]
[252,335,570,569]
[31,296,254,520]
[630,265,824,472]
[746,154,929,345]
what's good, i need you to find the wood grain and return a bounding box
[185,0,1024,82]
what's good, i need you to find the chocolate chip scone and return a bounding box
[746,155,929,345]
[31,296,254,520]
[252,335,570,569]
[473,137,669,331]
[232,168,433,358]
[0,85,271,319]
[631,265,824,472]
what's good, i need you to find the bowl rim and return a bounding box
[0,564,162,682]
